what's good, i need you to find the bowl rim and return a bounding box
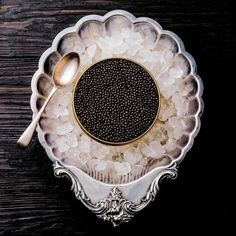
[72,57,161,146]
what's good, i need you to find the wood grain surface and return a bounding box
[0,0,232,235]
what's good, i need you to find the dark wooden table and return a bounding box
[0,0,232,234]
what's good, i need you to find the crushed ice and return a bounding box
[41,18,197,180]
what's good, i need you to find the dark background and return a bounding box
[0,0,233,235]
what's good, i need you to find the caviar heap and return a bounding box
[74,58,159,144]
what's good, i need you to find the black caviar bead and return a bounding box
[74,58,159,144]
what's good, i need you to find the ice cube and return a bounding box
[56,122,74,135]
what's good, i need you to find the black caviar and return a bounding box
[73,58,159,144]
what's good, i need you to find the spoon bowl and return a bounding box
[53,52,80,87]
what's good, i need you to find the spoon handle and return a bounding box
[17,86,58,148]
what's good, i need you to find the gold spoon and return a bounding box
[17,52,80,148]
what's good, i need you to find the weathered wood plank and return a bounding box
[0,0,231,234]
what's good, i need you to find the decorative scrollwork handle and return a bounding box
[54,161,178,226]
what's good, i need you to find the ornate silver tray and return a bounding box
[30,10,203,226]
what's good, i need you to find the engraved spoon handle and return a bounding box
[17,86,58,148]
